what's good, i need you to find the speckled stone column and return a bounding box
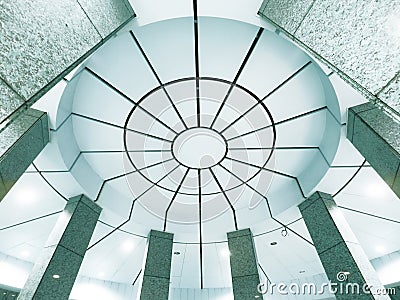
[0,0,135,127]
[299,192,390,300]
[347,102,400,198]
[0,108,49,201]
[258,0,400,119]
[227,228,260,300]
[18,195,101,300]
[139,230,174,300]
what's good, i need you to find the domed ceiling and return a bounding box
[1,2,400,297]
[54,16,340,243]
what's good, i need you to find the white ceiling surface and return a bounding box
[52,17,340,244]
[0,0,398,297]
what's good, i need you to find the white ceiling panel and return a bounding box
[237,31,310,99]
[198,17,259,81]
[85,33,159,102]
[132,18,195,83]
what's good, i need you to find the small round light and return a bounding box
[52,274,60,279]
[270,241,278,246]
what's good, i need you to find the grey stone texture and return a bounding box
[0,0,134,101]
[17,195,101,300]
[227,228,261,300]
[77,0,135,38]
[0,108,49,200]
[299,192,390,300]
[258,0,400,118]
[347,103,400,198]
[139,230,174,300]
[258,0,316,34]
[0,79,25,122]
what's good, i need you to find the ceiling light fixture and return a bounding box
[376,245,386,254]
[173,251,181,255]
[121,240,135,253]
[220,249,231,257]
[52,274,60,279]
[367,182,389,198]
[281,227,288,237]
[20,250,30,258]
[270,241,278,246]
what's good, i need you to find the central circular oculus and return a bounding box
[172,128,227,169]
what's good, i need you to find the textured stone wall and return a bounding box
[0,108,49,200]
[347,102,400,198]
[259,0,400,119]
[0,0,134,126]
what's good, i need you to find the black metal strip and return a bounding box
[97,220,147,238]
[209,168,238,230]
[85,67,178,134]
[132,269,142,286]
[224,156,306,198]
[163,168,190,231]
[198,169,204,289]
[229,146,319,151]
[226,106,327,142]
[253,217,303,238]
[50,113,72,132]
[220,61,312,134]
[193,0,201,127]
[129,31,188,129]
[332,159,366,198]
[95,158,175,202]
[338,206,400,224]
[72,112,173,143]
[0,210,62,231]
[88,165,180,250]
[258,263,272,284]
[32,163,68,201]
[218,163,312,245]
[210,28,264,128]
[32,152,82,173]
[82,149,171,154]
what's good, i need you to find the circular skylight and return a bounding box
[172,127,227,169]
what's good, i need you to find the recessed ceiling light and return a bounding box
[16,188,37,204]
[270,241,278,246]
[255,295,260,298]
[52,274,60,279]
[121,240,135,253]
[367,182,389,198]
[20,250,30,258]
[220,249,231,257]
[376,245,386,254]
[173,251,181,255]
